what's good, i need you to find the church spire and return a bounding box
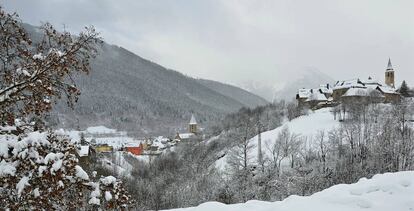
[385,58,395,88]
[386,57,393,71]
[189,114,197,125]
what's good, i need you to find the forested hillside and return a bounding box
[21,24,267,136]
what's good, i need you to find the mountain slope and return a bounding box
[167,171,414,211]
[198,79,268,108]
[22,24,265,136]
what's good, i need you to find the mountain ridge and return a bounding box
[21,24,267,136]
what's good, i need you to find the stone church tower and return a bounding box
[189,114,197,134]
[385,58,395,88]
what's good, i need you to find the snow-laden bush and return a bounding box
[0,126,131,210]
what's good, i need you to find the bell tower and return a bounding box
[385,58,395,88]
[189,114,197,134]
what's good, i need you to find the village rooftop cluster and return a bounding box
[296,58,401,109]
[68,114,201,160]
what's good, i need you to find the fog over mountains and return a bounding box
[241,68,334,102]
[273,68,335,101]
[23,24,267,136]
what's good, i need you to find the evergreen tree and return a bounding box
[398,80,410,97]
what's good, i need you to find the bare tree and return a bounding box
[267,127,300,176]
[0,7,101,123]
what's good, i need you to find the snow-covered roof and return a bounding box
[189,114,197,125]
[86,126,117,134]
[124,142,143,147]
[342,87,370,97]
[298,88,329,102]
[377,85,398,94]
[178,133,195,139]
[151,140,166,148]
[86,136,136,150]
[319,84,333,94]
[360,77,380,86]
[306,90,327,102]
[297,88,311,99]
[333,79,365,90]
[154,136,169,142]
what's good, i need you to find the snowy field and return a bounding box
[166,171,414,211]
[250,107,339,154]
[216,108,339,169]
[56,126,140,150]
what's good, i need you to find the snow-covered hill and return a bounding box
[251,107,338,150]
[216,108,339,169]
[167,171,414,211]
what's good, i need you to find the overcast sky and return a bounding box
[3,0,414,89]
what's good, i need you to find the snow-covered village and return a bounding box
[1,1,414,211]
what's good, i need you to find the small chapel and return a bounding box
[175,114,199,142]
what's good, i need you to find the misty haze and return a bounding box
[1,1,413,210]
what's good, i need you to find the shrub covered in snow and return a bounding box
[0,126,131,210]
[0,6,132,210]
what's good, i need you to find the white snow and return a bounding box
[189,114,197,125]
[88,197,100,205]
[0,125,16,132]
[101,176,117,186]
[0,160,16,176]
[298,88,327,101]
[44,152,64,164]
[306,90,327,101]
[254,107,338,151]
[216,108,339,169]
[51,159,63,173]
[16,67,31,77]
[166,171,414,211]
[33,53,45,60]
[89,182,101,205]
[78,146,89,157]
[105,191,113,201]
[16,176,30,197]
[86,126,117,134]
[178,133,195,140]
[343,87,372,97]
[75,165,89,180]
[33,188,40,198]
[58,180,64,188]
[333,79,365,90]
[38,165,47,176]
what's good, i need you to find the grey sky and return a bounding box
[2,0,414,89]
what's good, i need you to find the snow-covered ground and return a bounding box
[252,107,339,152]
[167,171,414,211]
[56,126,142,150]
[216,108,339,169]
[85,126,117,134]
